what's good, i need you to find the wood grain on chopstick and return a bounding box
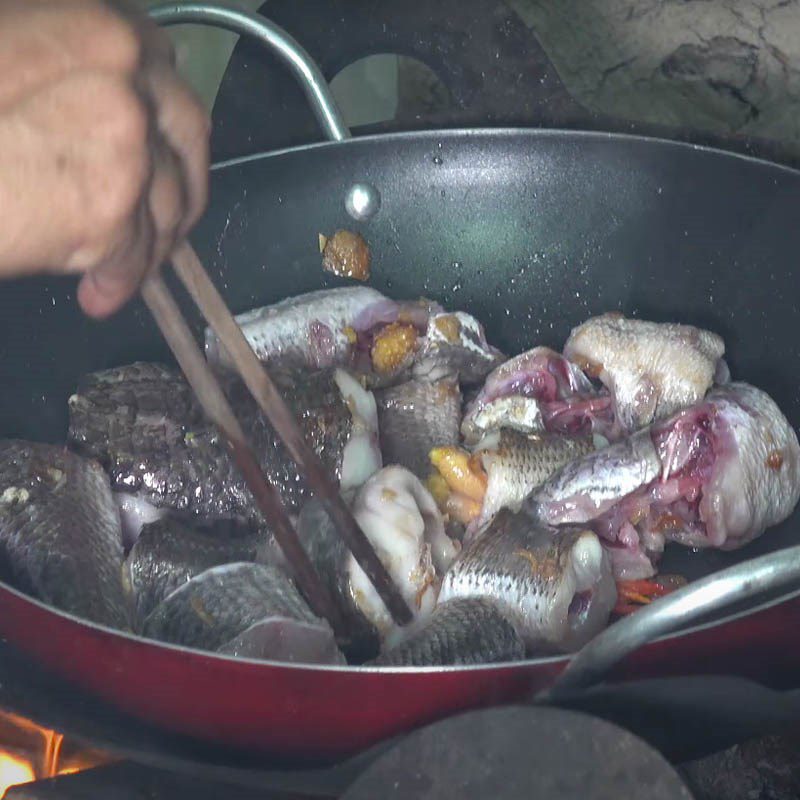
[170,241,414,627]
[140,273,345,635]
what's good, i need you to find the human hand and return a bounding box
[0,0,210,317]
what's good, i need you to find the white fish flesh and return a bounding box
[563,313,726,433]
[461,346,616,444]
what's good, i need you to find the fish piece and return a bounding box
[68,364,381,521]
[205,286,394,373]
[296,466,458,651]
[0,441,128,628]
[563,313,725,432]
[376,378,461,479]
[462,346,615,444]
[205,288,502,387]
[412,311,505,385]
[438,510,616,653]
[428,432,595,534]
[142,562,344,665]
[525,429,661,528]
[205,287,439,381]
[123,518,263,624]
[642,382,800,551]
[474,430,596,527]
[527,383,800,579]
[67,362,200,463]
[370,598,525,667]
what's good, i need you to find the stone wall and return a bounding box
[508,0,800,150]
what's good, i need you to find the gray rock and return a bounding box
[508,0,800,152]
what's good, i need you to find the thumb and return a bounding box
[77,206,154,318]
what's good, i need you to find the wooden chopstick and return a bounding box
[170,241,413,627]
[140,273,346,635]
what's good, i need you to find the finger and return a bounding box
[142,61,210,235]
[77,202,154,318]
[147,132,188,270]
[78,129,186,319]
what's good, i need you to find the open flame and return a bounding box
[0,711,113,798]
[0,753,34,797]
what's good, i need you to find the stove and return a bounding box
[2,633,800,799]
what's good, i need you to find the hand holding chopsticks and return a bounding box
[141,243,413,634]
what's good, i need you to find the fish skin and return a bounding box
[412,311,506,386]
[525,429,660,527]
[293,498,371,650]
[68,364,365,520]
[142,562,344,664]
[475,429,596,526]
[375,378,461,479]
[370,598,525,667]
[0,441,128,629]
[205,288,503,388]
[205,286,394,373]
[67,362,202,463]
[439,510,616,653]
[563,313,724,432]
[123,518,262,625]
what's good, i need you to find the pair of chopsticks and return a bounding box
[141,242,413,636]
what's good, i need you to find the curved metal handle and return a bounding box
[543,543,800,700]
[148,2,350,143]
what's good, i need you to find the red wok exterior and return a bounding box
[1,580,798,761]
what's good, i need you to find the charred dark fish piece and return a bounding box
[142,562,344,665]
[375,377,461,479]
[68,363,381,522]
[123,518,264,624]
[0,441,128,629]
[370,598,525,667]
[439,510,616,654]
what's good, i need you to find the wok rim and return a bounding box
[210,126,800,179]
[5,126,799,676]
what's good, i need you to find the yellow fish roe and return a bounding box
[370,322,418,374]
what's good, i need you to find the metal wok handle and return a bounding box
[543,544,800,701]
[148,2,350,143]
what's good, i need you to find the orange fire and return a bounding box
[0,752,34,797]
[0,711,113,798]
